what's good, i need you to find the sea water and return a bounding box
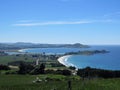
[21,45,120,70]
[67,45,120,70]
[20,47,84,54]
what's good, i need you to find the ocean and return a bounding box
[20,45,120,70]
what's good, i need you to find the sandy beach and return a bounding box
[18,49,28,52]
[58,55,75,67]
[18,49,24,52]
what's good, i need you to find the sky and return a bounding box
[0,0,120,45]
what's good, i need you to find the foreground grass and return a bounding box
[0,75,120,90]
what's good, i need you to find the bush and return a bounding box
[0,64,10,70]
[62,70,71,76]
[30,63,45,75]
[77,67,120,78]
[18,62,34,74]
[69,66,76,70]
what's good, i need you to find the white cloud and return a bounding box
[12,19,113,27]
[13,20,92,26]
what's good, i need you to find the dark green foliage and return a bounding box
[77,67,120,78]
[65,50,109,55]
[45,69,71,76]
[62,69,71,76]
[0,64,10,70]
[69,66,76,70]
[39,63,45,74]
[45,69,56,74]
[31,63,45,75]
[8,61,25,66]
[18,62,34,74]
[45,69,63,75]
[8,61,35,66]
[50,63,64,67]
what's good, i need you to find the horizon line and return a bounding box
[0,42,120,45]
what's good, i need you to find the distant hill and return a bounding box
[0,42,89,50]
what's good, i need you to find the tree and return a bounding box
[32,63,45,74]
[39,63,45,74]
[0,64,10,70]
[62,70,71,76]
[18,62,34,74]
[77,67,92,79]
[69,66,76,70]
[18,62,27,74]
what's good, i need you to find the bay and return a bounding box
[20,45,120,70]
[20,48,83,54]
[67,45,120,70]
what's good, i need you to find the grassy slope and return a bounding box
[0,55,120,90]
[0,55,66,70]
[0,75,120,90]
[0,55,34,65]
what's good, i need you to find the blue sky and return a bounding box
[0,0,120,45]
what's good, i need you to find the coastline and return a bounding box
[18,49,27,52]
[58,55,75,67]
[18,48,30,53]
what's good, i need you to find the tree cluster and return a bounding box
[45,69,71,76]
[31,63,45,75]
[0,64,10,70]
[18,62,34,74]
[8,61,34,66]
[18,62,45,75]
[50,63,64,67]
[77,67,120,78]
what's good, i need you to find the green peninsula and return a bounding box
[65,50,109,55]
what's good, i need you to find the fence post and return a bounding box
[68,80,72,90]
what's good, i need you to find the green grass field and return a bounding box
[0,55,34,65]
[0,55,120,90]
[0,74,120,90]
[0,55,67,70]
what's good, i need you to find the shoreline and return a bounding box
[18,48,28,52]
[58,55,75,67]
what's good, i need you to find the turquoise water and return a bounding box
[21,45,120,70]
[67,45,120,70]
